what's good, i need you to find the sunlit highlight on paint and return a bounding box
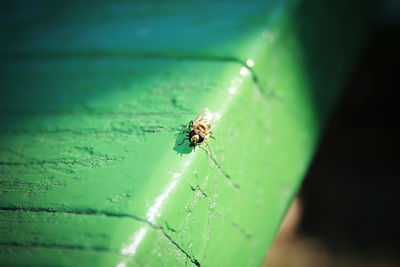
[118,62,251,265]
[240,67,249,76]
[120,155,194,263]
[147,172,181,222]
[121,227,147,256]
[246,59,254,68]
[199,108,214,124]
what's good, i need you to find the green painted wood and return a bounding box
[0,0,377,266]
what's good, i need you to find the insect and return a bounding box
[177,108,216,152]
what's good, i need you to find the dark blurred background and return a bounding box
[264,4,400,267]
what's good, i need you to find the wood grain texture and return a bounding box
[0,0,377,266]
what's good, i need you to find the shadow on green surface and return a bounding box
[173,128,193,155]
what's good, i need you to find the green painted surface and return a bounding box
[0,0,377,266]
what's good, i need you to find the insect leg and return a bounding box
[209,131,216,140]
[178,135,189,145]
[176,126,189,135]
[203,141,210,155]
[177,120,194,135]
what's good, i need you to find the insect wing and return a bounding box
[196,108,216,129]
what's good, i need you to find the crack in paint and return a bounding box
[190,185,252,241]
[0,206,201,266]
[0,206,149,222]
[0,126,177,136]
[0,109,191,116]
[0,49,269,100]
[0,48,269,267]
[0,155,123,167]
[190,185,208,198]
[0,50,241,65]
[159,228,200,266]
[164,221,177,233]
[206,147,240,189]
[0,241,119,254]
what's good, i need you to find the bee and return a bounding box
[177,108,216,152]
